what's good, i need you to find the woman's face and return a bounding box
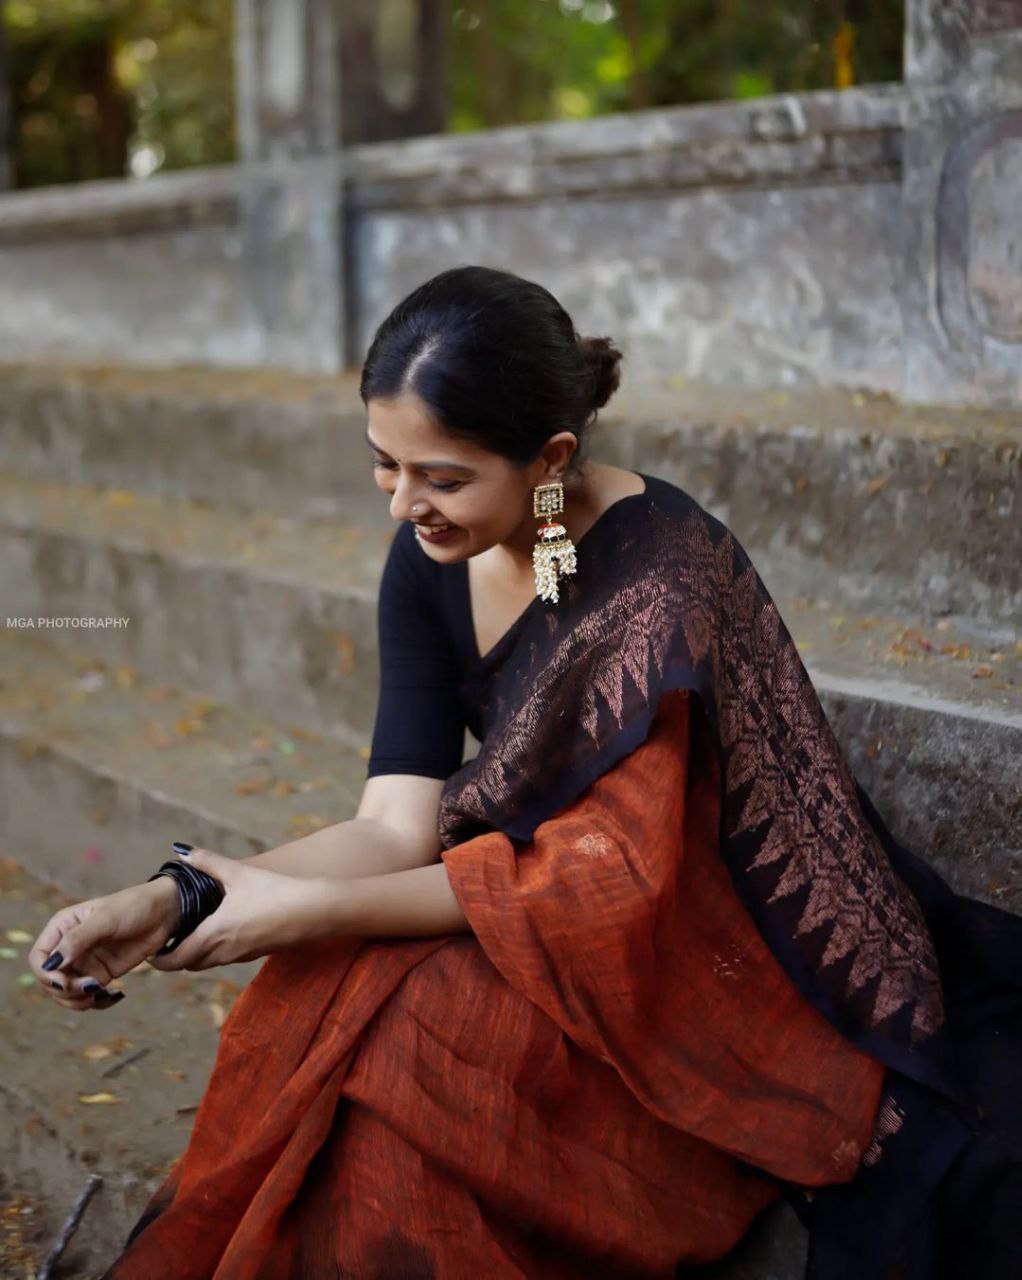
[366,392,575,561]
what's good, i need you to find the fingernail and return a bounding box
[50,980,64,991]
[100,991,126,1005]
[83,981,109,997]
[172,842,193,856]
[42,952,64,972]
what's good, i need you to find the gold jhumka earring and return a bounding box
[533,479,577,603]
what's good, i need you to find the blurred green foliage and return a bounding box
[5,0,234,187]
[3,0,902,188]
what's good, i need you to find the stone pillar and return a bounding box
[901,0,1022,406]
[234,0,448,159]
[233,0,346,372]
[234,0,342,163]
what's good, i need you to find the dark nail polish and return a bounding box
[103,991,126,1004]
[42,952,63,972]
[84,982,108,997]
[50,980,64,991]
[172,842,193,856]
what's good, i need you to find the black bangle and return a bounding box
[147,860,224,955]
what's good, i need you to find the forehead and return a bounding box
[365,394,489,463]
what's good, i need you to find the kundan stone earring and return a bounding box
[533,479,577,603]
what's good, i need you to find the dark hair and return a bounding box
[359,265,622,474]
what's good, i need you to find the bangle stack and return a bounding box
[148,857,225,956]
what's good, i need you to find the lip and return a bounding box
[413,521,462,543]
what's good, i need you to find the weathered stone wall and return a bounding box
[900,0,1022,405]
[0,85,904,390]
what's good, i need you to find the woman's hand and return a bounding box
[146,848,325,972]
[29,878,181,1011]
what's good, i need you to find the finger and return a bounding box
[174,845,230,886]
[46,980,101,1012]
[29,918,75,986]
[38,910,110,983]
[147,915,218,972]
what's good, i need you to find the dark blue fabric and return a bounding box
[366,520,467,780]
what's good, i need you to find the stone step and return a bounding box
[2,471,1018,912]
[0,854,260,1278]
[0,629,371,896]
[0,468,391,749]
[784,595,1020,911]
[1,365,1019,629]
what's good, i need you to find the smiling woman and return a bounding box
[90,265,1020,1280]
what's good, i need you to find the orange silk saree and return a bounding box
[102,691,884,1279]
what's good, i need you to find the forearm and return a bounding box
[239,817,435,881]
[302,861,470,940]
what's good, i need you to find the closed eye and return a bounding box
[371,458,463,492]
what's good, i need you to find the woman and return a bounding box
[30,266,1020,1279]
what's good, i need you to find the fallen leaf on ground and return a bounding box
[78,1091,120,1105]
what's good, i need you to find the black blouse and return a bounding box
[365,472,659,780]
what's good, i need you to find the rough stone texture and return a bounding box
[1,367,1017,628]
[351,180,904,394]
[901,0,1022,405]
[0,158,345,374]
[0,86,903,389]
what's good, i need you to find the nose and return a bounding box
[387,473,429,524]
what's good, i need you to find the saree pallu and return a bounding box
[101,691,885,1279]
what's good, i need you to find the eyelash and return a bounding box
[371,458,463,492]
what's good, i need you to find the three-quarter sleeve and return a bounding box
[366,522,466,780]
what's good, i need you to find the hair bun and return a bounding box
[579,335,623,413]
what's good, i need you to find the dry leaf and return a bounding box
[334,632,357,676]
[83,1036,132,1062]
[83,1044,115,1061]
[972,665,994,679]
[5,929,32,943]
[235,775,272,797]
[175,718,206,737]
[78,1091,120,1105]
[209,1001,226,1028]
[865,474,891,495]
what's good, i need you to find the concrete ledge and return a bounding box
[2,369,1016,626]
[344,84,904,211]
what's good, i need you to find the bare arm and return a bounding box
[235,774,446,881]
[301,861,470,940]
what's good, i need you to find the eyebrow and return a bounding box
[365,429,475,473]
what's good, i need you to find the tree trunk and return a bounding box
[0,0,11,189]
[340,0,449,145]
[616,0,652,111]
